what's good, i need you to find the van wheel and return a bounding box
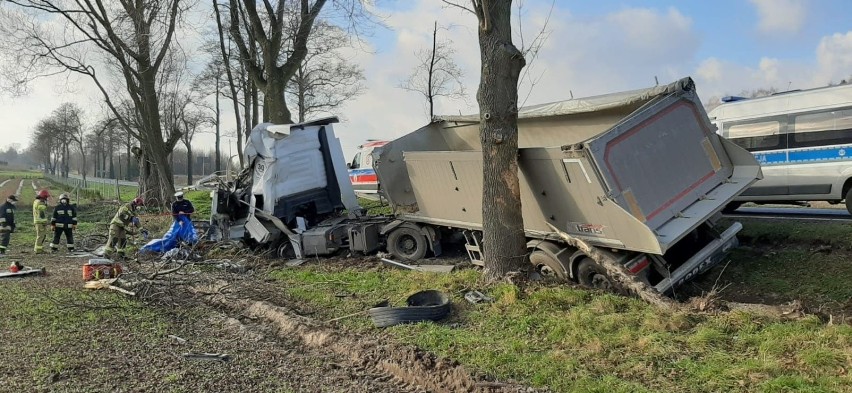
[387,227,428,262]
[577,258,616,291]
[529,250,569,281]
[846,188,852,215]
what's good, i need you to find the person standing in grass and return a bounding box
[0,194,18,256]
[171,191,195,221]
[104,197,143,259]
[50,193,77,253]
[32,189,50,254]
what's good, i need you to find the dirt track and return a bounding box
[0,254,537,393]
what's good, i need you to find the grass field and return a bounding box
[1,170,850,392]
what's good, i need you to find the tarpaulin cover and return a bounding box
[140,215,198,253]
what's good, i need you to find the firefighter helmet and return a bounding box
[131,197,144,206]
[37,190,50,199]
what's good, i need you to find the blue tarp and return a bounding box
[140,215,198,253]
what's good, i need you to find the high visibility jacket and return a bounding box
[110,203,136,228]
[51,202,78,228]
[0,201,15,231]
[33,199,48,224]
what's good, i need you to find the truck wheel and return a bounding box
[845,188,852,215]
[387,227,428,262]
[576,257,615,291]
[529,250,569,281]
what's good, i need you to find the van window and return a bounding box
[791,109,852,147]
[727,120,784,151]
[728,121,780,138]
[350,152,361,169]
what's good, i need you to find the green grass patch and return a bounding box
[357,197,393,215]
[728,218,852,248]
[268,265,852,393]
[184,190,212,218]
[0,170,43,179]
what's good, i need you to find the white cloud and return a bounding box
[749,0,806,34]
[815,31,852,84]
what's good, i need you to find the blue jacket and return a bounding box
[51,202,78,228]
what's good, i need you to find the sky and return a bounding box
[1,0,851,162]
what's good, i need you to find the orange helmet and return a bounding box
[37,190,50,199]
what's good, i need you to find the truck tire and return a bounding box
[387,227,428,262]
[367,290,450,328]
[529,250,569,281]
[576,257,616,291]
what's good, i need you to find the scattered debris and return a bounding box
[83,278,136,296]
[464,290,493,304]
[380,258,454,273]
[368,290,451,328]
[0,267,46,278]
[168,334,188,344]
[325,300,389,324]
[285,259,307,267]
[182,352,231,363]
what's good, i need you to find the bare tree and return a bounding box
[213,0,245,166]
[445,0,527,280]
[286,20,365,122]
[399,21,466,120]
[228,0,371,124]
[1,0,187,204]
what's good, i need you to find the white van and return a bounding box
[347,140,388,197]
[708,83,852,213]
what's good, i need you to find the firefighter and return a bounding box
[104,197,144,258]
[50,193,78,253]
[0,195,18,256]
[32,189,50,254]
[171,191,195,221]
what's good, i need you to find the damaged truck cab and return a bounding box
[211,77,761,295]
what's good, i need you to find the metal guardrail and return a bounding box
[45,174,136,201]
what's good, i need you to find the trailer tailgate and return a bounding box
[585,93,749,251]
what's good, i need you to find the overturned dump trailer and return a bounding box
[211,77,761,294]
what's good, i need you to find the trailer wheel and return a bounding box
[387,227,428,262]
[577,257,615,291]
[529,250,569,281]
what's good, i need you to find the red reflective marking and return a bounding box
[628,258,650,274]
[645,170,715,221]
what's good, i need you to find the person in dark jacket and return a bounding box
[50,193,78,253]
[0,194,18,256]
[171,191,195,221]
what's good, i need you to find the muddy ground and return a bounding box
[0,252,538,393]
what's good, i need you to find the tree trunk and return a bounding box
[428,21,436,120]
[297,64,306,122]
[214,64,222,173]
[185,144,193,185]
[109,142,115,179]
[477,0,528,280]
[251,80,259,130]
[213,0,242,168]
[265,70,291,123]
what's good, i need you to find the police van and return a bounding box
[347,140,388,198]
[708,83,852,213]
